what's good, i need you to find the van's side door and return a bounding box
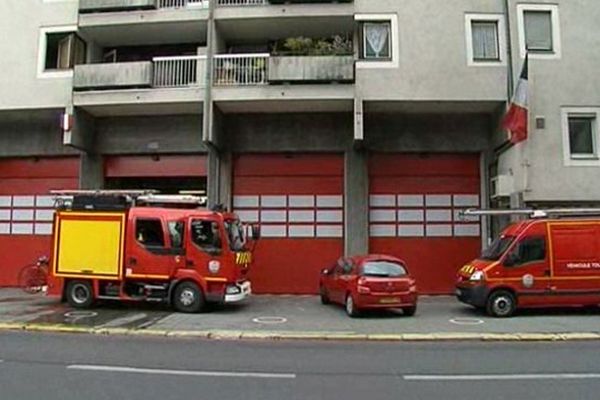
[501,235,552,306]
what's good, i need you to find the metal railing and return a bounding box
[153,55,206,88]
[216,0,267,6]
[157,0,208,8]
[213,54,269,86]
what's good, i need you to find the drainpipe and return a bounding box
[503,0,514,100]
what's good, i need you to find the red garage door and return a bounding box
[369,154,481,294]
[233,154,344,294]
[0,157,79,286]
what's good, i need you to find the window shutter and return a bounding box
[524,11,553,51]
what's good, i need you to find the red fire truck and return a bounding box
[44,190,258,313]
[456,208,600,317]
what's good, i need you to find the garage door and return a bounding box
[369,154,481,294]
[233,154,344,294]
[104,154,207,194]
[0,157,79,286]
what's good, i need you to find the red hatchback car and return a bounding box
[319,255,418,317]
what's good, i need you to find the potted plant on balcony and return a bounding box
[268,35,354,83]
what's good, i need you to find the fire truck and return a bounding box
[45,190,259,313]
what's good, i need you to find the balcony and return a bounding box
[73,56,206,116]
[79,0,209,47]
[212,53,354,113]
[216,0,351,5]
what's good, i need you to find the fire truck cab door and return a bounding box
[126,217,183,279]
[185,218,225,276]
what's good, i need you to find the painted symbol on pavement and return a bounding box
[449,317,485,325]
[252,316,288,325]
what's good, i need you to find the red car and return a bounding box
[319,254,418,317]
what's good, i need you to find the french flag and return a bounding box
[502,56,529,144]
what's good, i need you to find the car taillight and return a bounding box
[357,285,371,294]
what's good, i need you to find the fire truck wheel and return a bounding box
[173,281,205,313]
[66,280,94,309]
[486,290,516,318]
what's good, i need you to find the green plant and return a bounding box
[271,35,353,56]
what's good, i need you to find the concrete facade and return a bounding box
[0,0,599,256]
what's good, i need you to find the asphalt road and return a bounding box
[2,332,600,400]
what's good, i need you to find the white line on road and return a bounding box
[67,364,296,379]
[404,373,600,381]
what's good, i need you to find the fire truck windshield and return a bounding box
[225,219,245,251]
[480,235,515,261]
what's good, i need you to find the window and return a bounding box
[38,26,85,78]
[472,21,499,61]
[524,11,552,52]
[361,22,391,60]
[191,220,222,252]
[517,4,561,59]
[355,14,399,68]
[224,219,245,251]
[562,108,600,166]
[168,221,184,249]
[361,261,407,277]
[569,116,596,157]
[506,237,546,266]
[136,219,165,248]
[465,14,506,66]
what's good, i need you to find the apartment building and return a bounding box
[0,0,598,294]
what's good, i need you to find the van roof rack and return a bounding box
[49,190,206,210]
[461,208,600,219]
[137,194,206,206]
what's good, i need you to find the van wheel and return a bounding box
[173,281,205,313]
[66,280,94,309]
[486,290,516,318]
[320,285,330,305]
[345,294,360,318]
[402,305,417,317]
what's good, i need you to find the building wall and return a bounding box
[498,0,600,203]
[354,0,507,102]
[0,0,77,110]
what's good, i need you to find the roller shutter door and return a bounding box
[0,157,79,286]
[233,154,344,294]
[369,154,481,294]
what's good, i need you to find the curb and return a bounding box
[1,322,600,342]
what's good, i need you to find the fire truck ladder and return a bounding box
[461,208,600,219]
[49,190,206,208]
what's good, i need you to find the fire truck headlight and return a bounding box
[469,270,485,282]
[208,260,221,274]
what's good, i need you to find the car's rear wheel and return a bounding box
[345,294,360,318]
[486,290,516,318]
[402,305,417,317]
[319,285,330,305]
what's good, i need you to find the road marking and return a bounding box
[67,364,296,379]
[404,373,600,381]
[98,313,148,328]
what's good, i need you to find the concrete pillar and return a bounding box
[206,146,220,209]
[219,151,233,211]
[344,148,369,256]
[79,152,103,189]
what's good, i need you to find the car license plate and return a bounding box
[379,297,400,304]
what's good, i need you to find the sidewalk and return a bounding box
[1,289,600,341]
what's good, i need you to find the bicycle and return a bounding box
[18,256,49,294]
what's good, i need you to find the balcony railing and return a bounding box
[213,54,269,86]
[216,0,267,6]
[158,0,208,8]
[153,55,206,87]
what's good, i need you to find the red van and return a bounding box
[456,217,600,317]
